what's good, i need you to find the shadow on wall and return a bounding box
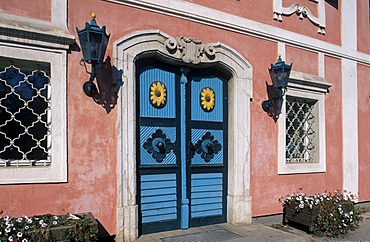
[97,219,116,241]
[263,81,283,122]
[325,0,338,9]
[94,56,123,113]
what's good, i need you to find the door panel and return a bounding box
[138,64,180,235]
[137,62,227,235]
[190,129,223,165]
[191,77,223,122]
[140,173,178,223]
[140,67,176,118]
[188,75,227,227]
[190,173,223,218]
[140,126,177,165]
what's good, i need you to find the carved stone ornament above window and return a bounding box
[273,0,326,35]
[165,36,216,64]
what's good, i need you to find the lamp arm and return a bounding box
[90,63,96,82]
[80,59,92,75]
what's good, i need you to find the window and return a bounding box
[0,58,51,167]
[285,96,318,164]
[0,43,67,184]
[278,71,331,174]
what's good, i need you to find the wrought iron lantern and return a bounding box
[262,54,292,112]
[76,13,110,97]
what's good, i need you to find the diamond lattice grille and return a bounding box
[0,65,51,167]
[286,97,316,163]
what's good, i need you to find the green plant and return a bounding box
[0,212,98,242]
[63,214,98,242]
[279,190,364,237]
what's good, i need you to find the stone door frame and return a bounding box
[114,29,253,241]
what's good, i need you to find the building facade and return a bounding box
[0,0,369,241]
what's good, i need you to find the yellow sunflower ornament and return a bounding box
[150,81,167,108]
[200,87,215,112]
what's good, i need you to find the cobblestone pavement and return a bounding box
[135,212,370,242]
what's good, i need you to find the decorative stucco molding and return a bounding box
[104,0,370,66]
[0,12,74,50]
[165,37,216,64]
[273,0,326,35]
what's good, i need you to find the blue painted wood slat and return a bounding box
[191,173,223,218]
[141,173,178,223]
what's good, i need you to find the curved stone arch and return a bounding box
[114,29,252,241]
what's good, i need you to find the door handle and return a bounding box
[188,142,197,158]
[189,143,197,152]
[205,143,214,154]
[156,142,165,153]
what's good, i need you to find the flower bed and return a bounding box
[279,190,363,237]
[0,212,98,242]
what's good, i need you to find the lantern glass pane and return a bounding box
[89,32,103,62]
[78,32,90,61]
[283,68,291,81]
[274,69,283,88]
[100,35,109,63]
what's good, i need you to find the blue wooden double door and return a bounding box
[137,60,228,235]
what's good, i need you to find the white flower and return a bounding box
[53,220,58,225]
[53,216,59,220]
[25,225,29,230]
[17,232,23,237]
[42,223,48,228]
[22,239,28,242]
[16,218,23,223]
[8,236,13,241]
[5,227,11,233]
[39,220,44,225]
[26,218,32,224]
[299,203,304,209]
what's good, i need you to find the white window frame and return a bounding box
[0,42,67,184]
[278,71,331,174]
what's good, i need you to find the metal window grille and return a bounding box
[285,96,317,163]
[0,62,51,167]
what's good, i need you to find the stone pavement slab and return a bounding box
[135,212,370,242]
[135,223,305,242]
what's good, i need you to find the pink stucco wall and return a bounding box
[0,0,368,236]
[0,0,51,21]
[357,0,370,55]
[358,64,370,202]
[286,47,318,75]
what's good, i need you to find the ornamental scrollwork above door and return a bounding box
[273,0,326,35]
[165,36,216,64]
